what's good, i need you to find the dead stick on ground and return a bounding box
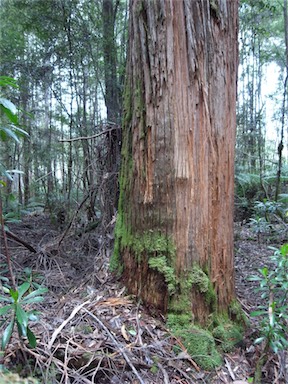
[5,230,37,253]
[48,301,90,350]
[23,346,94,384]
[83,308,145,384]
[157,362,170,384]
[224,357,236,381]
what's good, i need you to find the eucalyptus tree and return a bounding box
[113,2,239,366]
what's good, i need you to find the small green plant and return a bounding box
[20,268,44,290]
[249,216,270,242]
[254,199,285,222]
[250,243,288,352]
[0,282,47,350]
[249,244,288,382]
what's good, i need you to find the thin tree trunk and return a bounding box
[275,0,288,202]
[102,0,122,229]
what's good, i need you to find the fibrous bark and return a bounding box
[113,0,238,323]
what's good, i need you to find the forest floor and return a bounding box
[0,213,287,384]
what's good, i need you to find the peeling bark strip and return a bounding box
[113,0,238,322]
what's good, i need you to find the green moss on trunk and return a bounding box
[148,256,177,294]
[166,266,245,370]
[187,265,217,309]
[113,221,245,370]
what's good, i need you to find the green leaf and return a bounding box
[0,296,12,303]
[1,128,20,143]
[16,304,28,331]
[260,267,269,277]
[270,341,279,353]
[12,125,29,137]
[0,168,13,181]
[0,98,17,115]
[9,289,18,302]
[22,296,45,305]
[280,243,288,256]
[27,327,37,348]
[18,281,30,299]
[251,310,267,317]
[0,76,18,88]
[2,285,10,293]
[0,105,18,125]
[248,275,263,281]
[27,312,38,321]
[279,336,288,347]
[5,212,17,219]
[0,129,7,141]
[0,305,12,316]
[1,319,14,350]
[16,319,25,337]
[254,336,265,344]
[22,287,48,302]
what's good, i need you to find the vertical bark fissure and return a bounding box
[114,0,238,321]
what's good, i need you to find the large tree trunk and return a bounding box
[113,0,238,324]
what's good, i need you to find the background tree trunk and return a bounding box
[102,0,122,228]
[275,0,288,201]
[113,0,238,324]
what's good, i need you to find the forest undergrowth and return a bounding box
[0,213,287,384]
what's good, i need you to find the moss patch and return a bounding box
[0,372,39,383]
[148,255,177,294]
[166,266,245,369]
[208,308,245,353]
[168,264,217,319]
[167,313,192,329]
[229,299,249,326]
[212,322,243,352]
[173,326,222,370]
[111,227,176,277]
[132,232,175,259]
[187,265,217,309]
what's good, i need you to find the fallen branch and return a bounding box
[5,230,37,253]
[48,301,90,350]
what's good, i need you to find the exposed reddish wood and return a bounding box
[122,251,168,313]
